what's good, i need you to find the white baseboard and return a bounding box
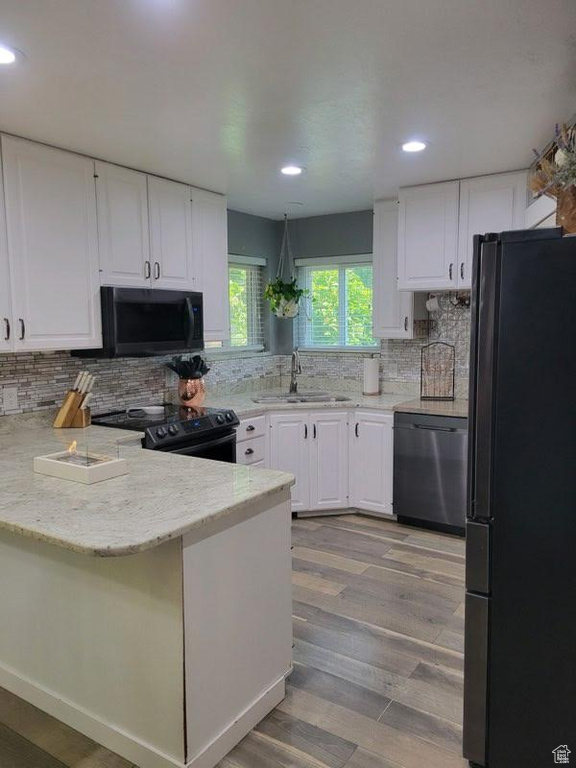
[0,660,285,768]
[186,676,285,768]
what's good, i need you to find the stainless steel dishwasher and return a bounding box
[393,412,468,535]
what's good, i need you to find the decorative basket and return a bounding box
[556,186,576,234]
[420,342,455,401]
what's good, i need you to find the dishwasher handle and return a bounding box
[414,424,457,433]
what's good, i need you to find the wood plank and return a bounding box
[0,687,133,767]
[292,571,346,596]
[278,687,468,768]
[289,661,392,720]
[220,730,331,768]
[293,639,463,725]
[382,547,466,580]
[293,614,421,678]
[342,746,404,768]
[410,662,464,696]
[378,700,463,755]
[292,547,369,575]
[0,722,68,768]
[255,709,357,768]
[292,584,442,644]
[292,602,464,673]
[435,630,465,654]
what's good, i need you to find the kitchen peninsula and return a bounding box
[0,414,294,768]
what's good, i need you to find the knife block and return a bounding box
[53,391,91,429]
[70,407,91,429]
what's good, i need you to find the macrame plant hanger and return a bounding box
[265,213,304,319]
[277,213,295,283]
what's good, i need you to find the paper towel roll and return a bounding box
[363,357,380,396]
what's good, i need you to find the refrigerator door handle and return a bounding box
[470,236,499,521]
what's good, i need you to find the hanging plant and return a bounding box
[264,277,307,319]
[265,214,307,319]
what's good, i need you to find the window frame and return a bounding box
[226,255,267,353]
[295,254,379,352]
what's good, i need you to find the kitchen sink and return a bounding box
[252,392,351,404]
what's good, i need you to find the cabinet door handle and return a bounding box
[3,318,10,341]
[144,260,151,279]
[355,423,359,438]
[449,263,453,281]
[244,447,254,456]
[154,261,161,280]
[304,424,308,439]
[460,262,465,281]
[404,316,409,332]
[246,424,256,432]
[313,424,317,439]
[18,318,25,340]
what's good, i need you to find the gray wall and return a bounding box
[284,210,373,258]
[227,209,293,354]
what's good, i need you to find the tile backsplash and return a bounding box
[0,352,283,416]
[0,295,470,416]
[291,293,471,398]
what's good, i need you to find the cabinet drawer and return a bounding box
[237,415,266,442]
[237,436,266,466]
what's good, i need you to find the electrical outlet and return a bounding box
[2,386,18,410]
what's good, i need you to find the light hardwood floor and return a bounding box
[0,514,467,768]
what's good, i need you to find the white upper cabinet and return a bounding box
[191,188,229,342]
[96,162,151,287]
[0,154,11,352]
[397,181,460,291]
[457,171,527,288]
[2,136,101,352]
[349,411,393,516]
[373,200,425,338]
[309,411,349,511]
[148,176,195,290]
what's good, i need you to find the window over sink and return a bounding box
[295,255,379,350]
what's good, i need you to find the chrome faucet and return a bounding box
[289,347,302,394]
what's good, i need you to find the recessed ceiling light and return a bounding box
[402,140,428,153]
[0,44,17,65]
[281,165,304,176]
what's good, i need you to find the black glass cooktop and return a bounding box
[92,404,225,431]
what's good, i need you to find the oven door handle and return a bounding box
[163,431,235,456]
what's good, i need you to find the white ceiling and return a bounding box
[0,0,575,219]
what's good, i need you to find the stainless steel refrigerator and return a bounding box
[464,227,576,767]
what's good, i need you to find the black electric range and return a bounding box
[92,405,240,461]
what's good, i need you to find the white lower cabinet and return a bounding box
[269,412,310,512]
[268,408,391,516]
[309,411,349,511]
[349,411,394,516]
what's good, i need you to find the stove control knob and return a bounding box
[215,414,225,424]
[156,427,167,438]
[225,411,235,422]
[168,424,179,436]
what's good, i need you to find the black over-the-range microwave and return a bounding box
[74,287,204,358]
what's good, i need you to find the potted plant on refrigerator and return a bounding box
[530,122,576,233]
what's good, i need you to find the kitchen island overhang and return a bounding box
[0,416,295,768]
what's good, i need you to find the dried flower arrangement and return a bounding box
[530,122,576,232]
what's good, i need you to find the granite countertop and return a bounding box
[203,390,413,418]
[392,398,469,418]
[0,414,294,558]
[204,389,468,420]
